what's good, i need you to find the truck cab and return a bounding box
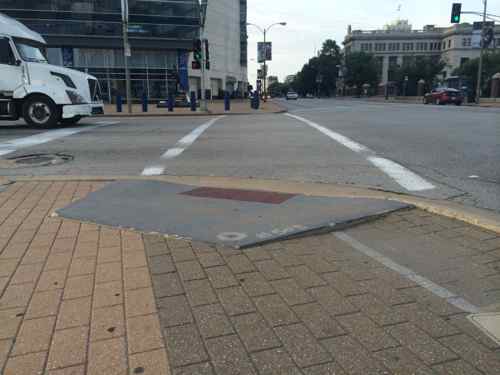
[0,13,103,127]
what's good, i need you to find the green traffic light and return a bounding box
[454,16,459,22]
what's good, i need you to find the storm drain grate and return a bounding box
[180,187,296,204]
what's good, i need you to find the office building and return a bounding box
[343,20,500,84]
[0,0,201,101]
[188,0,248,98]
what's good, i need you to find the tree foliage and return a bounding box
[268,81,290,97]
[343,52,380,91]
[452,51,500,95]
[292,39,342,96]
[391,56,446,95]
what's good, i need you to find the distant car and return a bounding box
[286,91,299,100]
[423,88,463,106]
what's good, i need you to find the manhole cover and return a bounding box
[0,153,73,168]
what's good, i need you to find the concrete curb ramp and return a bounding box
[54,180,410,248]
[6,175,500,234]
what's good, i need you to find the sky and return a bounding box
[246,0,500,85]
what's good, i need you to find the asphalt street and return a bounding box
[0,98,499,212]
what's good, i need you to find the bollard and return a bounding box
[116,95,122,113]
[168,93,174,112]
[142,94,148,112]
[255,91,260,110]
[190,91,197,112]
[224,91,230,111]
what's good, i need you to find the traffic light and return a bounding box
[451,3,461,24]
[192,39,202,70]
[204,40,210,70]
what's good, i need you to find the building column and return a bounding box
[382,56,389,84]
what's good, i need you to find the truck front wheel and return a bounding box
[22,95,60,128]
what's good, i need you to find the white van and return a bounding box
[0,13,104,127]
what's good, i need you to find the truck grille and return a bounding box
[88,79,102,102]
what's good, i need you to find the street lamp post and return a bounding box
[120,0,132,113]
[247,22,286,100]
[476,0,488,105]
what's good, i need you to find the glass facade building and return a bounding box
[0,0,201,101]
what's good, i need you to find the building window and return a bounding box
[389,56,398,67]
[416,42,428,51]
[448,40,452,48]
[361,43,373,52]
[375,43,386,52]
[388,43,400,51]
[402,42,414,51]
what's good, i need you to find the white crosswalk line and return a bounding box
[141,116,225,176]
[0,121,119,157]
[285,113,435,192]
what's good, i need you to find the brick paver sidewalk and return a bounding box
[1,181,499,375]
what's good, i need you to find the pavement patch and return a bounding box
[56,180,409,248]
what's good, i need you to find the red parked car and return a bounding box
[423,88,464,106]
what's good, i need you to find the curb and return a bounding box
[97,101,288,118]
[96,109,287,118]
[4,175,500,234]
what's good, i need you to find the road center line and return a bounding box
[142,116,225,176]
[335,232,480,314]
[285,113,435,192]
[0,121,119,157]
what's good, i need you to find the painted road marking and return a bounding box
[368,156,435,192]
[335,232,480,313]
[286,113,435,192]
[286,113,368,153]
[0,121,119,157]
[142,116,225,176]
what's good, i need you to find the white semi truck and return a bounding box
[0,13,104,127]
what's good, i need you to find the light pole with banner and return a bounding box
[248,22,287,101]
[120,0,132,113]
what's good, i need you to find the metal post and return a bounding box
[121,0,132,113]
[476,0,488,105]
[200,34,208,111]
[263,29,267,102]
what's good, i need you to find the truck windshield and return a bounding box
[14,39,47,63]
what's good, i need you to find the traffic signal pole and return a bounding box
[476,0,488,105]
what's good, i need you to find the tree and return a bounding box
[268,82,289,97]
[392,56,446,95]
[344,52,380,93]
[291,39,342,97]
[453,51,500,97]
